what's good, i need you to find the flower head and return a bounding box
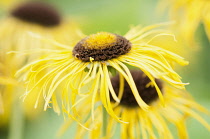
[60,70,210,139]
[11,1,61,27]
[0,1,82,126]
[159,0,210,44]
[0,1,82,56]
[17,23,189,122]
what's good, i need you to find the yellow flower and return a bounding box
[0,1,82,54]
[0,59,18,126]
[0,93,3,114]
[17,22,189,122]
[0,1,82,126]
[0,0,24,10]
[59,70,210,139]
[159,0,210,45]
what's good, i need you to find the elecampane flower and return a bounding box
[60,70,210,139]
[0,59,18,126]
[0,1,82,126]
[17,23,189,122]
[0,1,82,56]
[159,0,210,44]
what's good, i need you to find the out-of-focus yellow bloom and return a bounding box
[0,93,3,114]
[17,22,188,122]
[0,1,82,126]
[0,1,82,55]
[0,0,24,9]
[0,58,18,126]
[59,70,210,139]
[159,0,210,45]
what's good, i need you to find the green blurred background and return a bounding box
[0,0,210,138]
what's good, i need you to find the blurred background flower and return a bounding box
[0,0,210,139]
[158,0,210,48]
[0,0,82,139]
[59,70,209,139]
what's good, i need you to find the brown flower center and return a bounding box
[72,32,131,62]
[111,70,163,107]
[11,2,61,27]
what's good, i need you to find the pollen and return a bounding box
[83,32,117,49]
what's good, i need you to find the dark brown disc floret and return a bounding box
[111,70,163,108]
[11,1,61,27]
[72,34,131,62]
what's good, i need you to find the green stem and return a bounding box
[8,96,24,139]
[102,107,107,137]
